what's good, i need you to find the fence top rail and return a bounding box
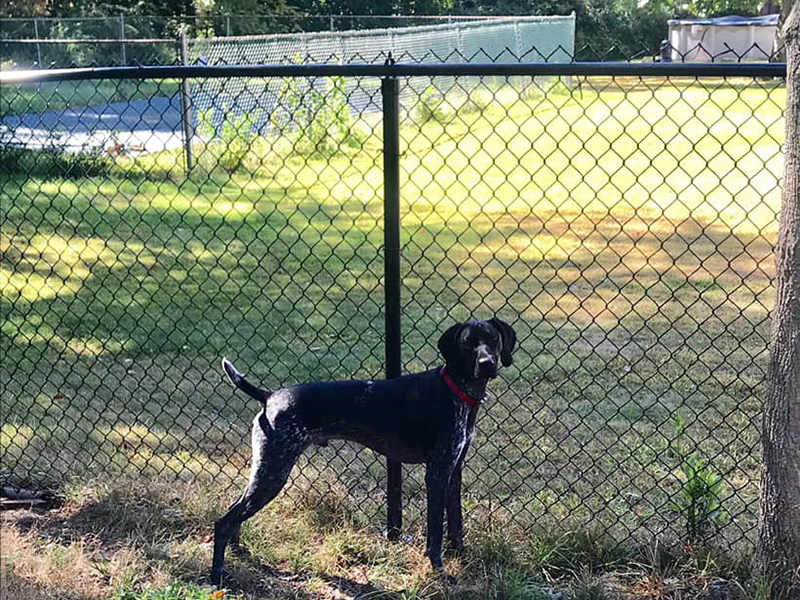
[0,61,787,83]
[0,13,568,23]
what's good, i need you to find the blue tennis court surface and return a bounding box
[1,95,185,154]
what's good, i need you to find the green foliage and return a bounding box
[271,74,366,156]
[0,145,114,178]
[682,0,761,18]
[290,0,454,16]
[414,86,453,124]
[671,453,727,542]
[197,104,263,172]
[111,581,239,600]
[497,569,551,600]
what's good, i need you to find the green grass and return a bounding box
[0,78,180,116]
[0,75,785,575]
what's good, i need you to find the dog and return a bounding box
[211,317,516,584]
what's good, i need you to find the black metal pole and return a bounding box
[381,74,403,541]
[178,30,194,171]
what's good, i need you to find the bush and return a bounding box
[197,104,263,172]
[414,86,453,124]
[0,145,114,178]
[271,74,366,156]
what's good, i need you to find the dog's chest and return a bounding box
[452,405,476,458]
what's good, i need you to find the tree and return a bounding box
[682,0,761,18]
[756,1,800,597]
[775,0,797,62]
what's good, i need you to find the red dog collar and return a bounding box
[439,366,484,408]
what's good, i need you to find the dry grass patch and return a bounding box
[0,474,771,600]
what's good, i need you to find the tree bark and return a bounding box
[774,0,797,62]
[756,3,800,597]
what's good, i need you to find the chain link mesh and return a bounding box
[0,54,783,550]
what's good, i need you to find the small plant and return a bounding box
[497,568,552,600]
[414,86,453,124]
[671,453,727,542]
[458,88,494,116]
[272,72,365,156]
[111,581,236,599]
[197,103,263,172]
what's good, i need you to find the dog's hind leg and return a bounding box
[210,419,306,585]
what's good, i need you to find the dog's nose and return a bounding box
[478,357,496,372]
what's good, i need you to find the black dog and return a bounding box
[212,317,516,584]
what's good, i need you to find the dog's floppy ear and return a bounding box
[489,317,517,367]
[437,322,464,365]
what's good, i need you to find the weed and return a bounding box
[112,581,239,600]
[471,530,519,569]
[671,453,728,542]
[731,576,774,600]
[458,89,494,115]
[497,568,551,600]
[414,86,453,124]
[571,567,614,600]
[272,73,365,156]
[197,103,263,172]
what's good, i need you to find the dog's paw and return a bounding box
[209,567,235,587]
[435,567,457,585]
[447,539,465,556]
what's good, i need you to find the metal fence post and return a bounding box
[33,18,42,67]
[178,30,194,171]
[119,14,126,66]
[381,71,403,541]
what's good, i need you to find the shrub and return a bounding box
[414,86,453,124]
[272,74,365,157]
[0,145,114,178]
[197,104,263,172]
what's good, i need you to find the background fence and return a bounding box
[0,55,785,552]
[1,14,578,69]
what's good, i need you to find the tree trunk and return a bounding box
[774,0,796,62]
[756,3,800,597]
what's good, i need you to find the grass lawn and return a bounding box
[0,74,785,599]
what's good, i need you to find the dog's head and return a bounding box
[437,318,517,380]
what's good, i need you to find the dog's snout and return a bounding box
[476,351,497,377]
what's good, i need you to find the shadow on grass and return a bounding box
[5,484,401,599]
[0,570,99,600]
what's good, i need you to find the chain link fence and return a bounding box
[1,14,574,69]
[2,12,784,70]
[0,53,785,551]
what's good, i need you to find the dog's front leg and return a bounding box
[425,459,455,582]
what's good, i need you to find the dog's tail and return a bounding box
[221,358,271,405]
